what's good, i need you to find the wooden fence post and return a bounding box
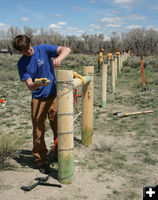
[82,66,94,146]
[118,54,121,74]
[112,60,115,93]
[101,64,107,108]
[57,70,74,184]
[114,57,117,80]
[120,54,122,72]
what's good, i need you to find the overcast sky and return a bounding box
[0,0,158,36]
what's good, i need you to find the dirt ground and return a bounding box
[0,65,158,200]
[0,134,119,200]
[1,108,158,200]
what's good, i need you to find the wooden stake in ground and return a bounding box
[111,60,115,93]
[120,54,122,72]
[114,57,117,80]
[140,56,147,91]
[101,64,107,108]
[82,66,94,146]
[57,70,74,184]
[118,54,121,74]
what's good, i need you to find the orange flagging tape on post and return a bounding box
[52,137,58,150]
[140,56,147,91]
[73,88,82,111]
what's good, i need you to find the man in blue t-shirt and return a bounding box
[13,35,71,174]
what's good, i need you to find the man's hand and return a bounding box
[53,57,61,69]
[53,46,71,69]
[35,78,50,86]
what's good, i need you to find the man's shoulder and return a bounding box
[34,44,58,53]
[18,55,26,64]
[35,44,57,48]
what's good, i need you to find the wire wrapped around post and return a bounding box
[56,70,74,184]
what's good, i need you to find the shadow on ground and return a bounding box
[14,149,58,180]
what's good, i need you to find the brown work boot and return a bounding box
[38,163,51,174]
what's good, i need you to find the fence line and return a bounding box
[56,51,130,183]
[101,51,130,108]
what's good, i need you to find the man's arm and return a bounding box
[53,46,71,68]
[25,78,39,91]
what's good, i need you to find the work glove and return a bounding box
[35,78,50,86]
[73,72,86,84]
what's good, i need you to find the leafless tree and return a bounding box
[0,25,158,55]
[7,26,22,40]
[82,33,105,53]
[108,32,121,52]
[24,26,36,39]
[121,27,158,55]
[145,28,158,55]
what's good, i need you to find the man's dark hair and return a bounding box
[12,35,31,51]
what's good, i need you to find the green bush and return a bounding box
[145,56,158,70]
[121,66,131,73]
[129,56,141,68]
[123,56,158,70]
[0,132,23,169]
[61,53,97,71]
[122,60,129,67]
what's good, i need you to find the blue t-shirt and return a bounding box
[17,44,58,99]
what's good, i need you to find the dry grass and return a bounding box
[0,53,158,200]
[0,132,23,169]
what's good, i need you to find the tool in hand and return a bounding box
[35,78,50,86]
[114,110,154,118]
[21,176,62,192]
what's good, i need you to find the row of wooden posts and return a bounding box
[102,52,130,108]
[56,51,130,184]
